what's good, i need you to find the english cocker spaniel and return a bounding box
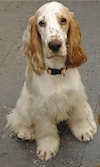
[7,2,97,161]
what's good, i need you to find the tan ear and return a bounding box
[22,16,45,75]
[66,13,87,68]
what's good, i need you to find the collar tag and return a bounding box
[61,68,66,76]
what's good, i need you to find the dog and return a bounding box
[7,1,97,161]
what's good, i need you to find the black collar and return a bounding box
[47,67,67,75]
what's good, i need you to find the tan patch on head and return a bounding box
[56,6,70,31]
[56,5,87,68]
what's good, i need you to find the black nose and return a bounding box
[48,40,62,52]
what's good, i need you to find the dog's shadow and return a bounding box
[58,121,73,139]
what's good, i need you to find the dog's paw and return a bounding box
[74,127,95,142]
[72,121,97,142]
[36,137,59,161]
[17,128,35,141]
[36,148,56,161]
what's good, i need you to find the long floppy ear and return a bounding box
[66,13,87,67]
[22,16,45,74]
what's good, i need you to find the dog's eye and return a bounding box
[61,18,67,25]
[39,20,46,27]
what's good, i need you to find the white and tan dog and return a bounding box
[7,1,97,161]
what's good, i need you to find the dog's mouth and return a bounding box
[46,53,66,59]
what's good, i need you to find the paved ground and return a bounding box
[0,1,100,167]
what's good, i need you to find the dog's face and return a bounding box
[23,2,87,74]
[37,2,70,59]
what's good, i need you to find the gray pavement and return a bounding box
[0,1,100,167]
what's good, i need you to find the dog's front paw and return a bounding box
[36,137,59,161]
[72,121,97,142]
[74,127,95,142]
[36,148,56,161]
[17,128,35,141]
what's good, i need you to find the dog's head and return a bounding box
[22,2,87,74]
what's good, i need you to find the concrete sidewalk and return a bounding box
[0,1,100,167]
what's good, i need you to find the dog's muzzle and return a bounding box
[48,40,62,52]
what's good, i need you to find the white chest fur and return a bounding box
[29,68,83,122]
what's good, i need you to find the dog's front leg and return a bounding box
[35,119,60,161]
[68,102,97,142]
